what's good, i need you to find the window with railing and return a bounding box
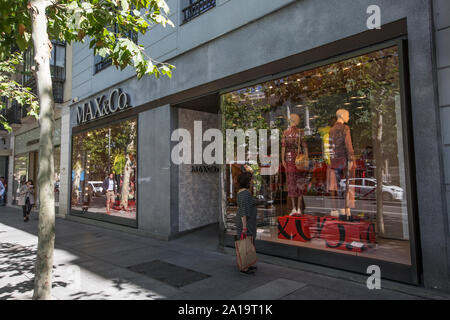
[23,41,66,103]
[94,25,138,74]
[0,98,27,128]
[182,0,216,24]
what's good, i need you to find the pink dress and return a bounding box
[282,127,308,198]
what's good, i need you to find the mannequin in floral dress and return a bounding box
[282,114,309,215]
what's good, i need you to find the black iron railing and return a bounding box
[94,57,112,74]
[0,99,27,127]
[182,0,216,24]
[24,73,64,104]
[94,25,137,74]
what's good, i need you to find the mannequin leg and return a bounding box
[297,196,304,215]
[290,197,297,214]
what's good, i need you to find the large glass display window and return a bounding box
[71,118,137,222]
[222,45,413,266]
[13,154,28,204]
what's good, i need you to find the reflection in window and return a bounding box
[71,118,137,220]
[54,146,61,205]
[13,155,28,204]
[222,46,412,265]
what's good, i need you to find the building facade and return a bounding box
[65,0,450,292]
[3,42,72,212]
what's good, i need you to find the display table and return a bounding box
[278,214,376,252]
[277,215,311,242]
[322,219,376,252]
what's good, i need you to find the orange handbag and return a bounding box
[295,130,309,171]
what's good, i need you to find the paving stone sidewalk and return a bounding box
[1,206,449,300]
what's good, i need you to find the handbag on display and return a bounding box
[295,129,309,171]
[235,233,257,271]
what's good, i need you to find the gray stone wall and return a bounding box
[137,105,174,240]
[177,108,220,232]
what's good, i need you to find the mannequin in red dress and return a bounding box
[329,109,356,220]
[281,114,309,216]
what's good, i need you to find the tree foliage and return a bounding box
[1,0,175,299]
[0,52,39,131]
[0,0,175,79]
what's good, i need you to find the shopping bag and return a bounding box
[235,235,257,271]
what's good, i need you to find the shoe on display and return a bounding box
[330,210,339,217]
[289,208,298,216]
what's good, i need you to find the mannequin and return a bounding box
[282,113,309,216]
[329,109,355,220]
[320,117,338,216]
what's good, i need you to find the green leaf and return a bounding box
[120,0,129,12]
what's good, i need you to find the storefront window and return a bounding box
[71,118,137,220]
[13,154,28,204]
[54,146,61,205]
[222,46,412,265]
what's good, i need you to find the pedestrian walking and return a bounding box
[235,171,258,275]
[0,177,5,206]
[18,179,35,222]
[103,173,116,214]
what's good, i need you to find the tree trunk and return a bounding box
[374,109,385,236]
[120,122,136,210]
[120,155,131,210]
[30,0,55,300]
[72,160,81,203]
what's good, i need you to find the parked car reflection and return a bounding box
[88,181,104,197]
[339,178,404,201]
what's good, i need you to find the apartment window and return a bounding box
[181,0,216,24]
[50,41,66,103]
[23,41,66,103]
[94,26,138,74]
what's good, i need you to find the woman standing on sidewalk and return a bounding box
[236,172,258,275]
[18,179,35,222]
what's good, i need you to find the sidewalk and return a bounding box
[1,206,449,300]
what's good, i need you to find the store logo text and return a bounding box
[76,88,131,125]
[171,121,279,176]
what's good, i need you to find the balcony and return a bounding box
[24,74,65,104]
[0,99,27,131]
[23,41,66,104]
[182,0,216,24]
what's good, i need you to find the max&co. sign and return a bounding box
[76,88,131,125]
